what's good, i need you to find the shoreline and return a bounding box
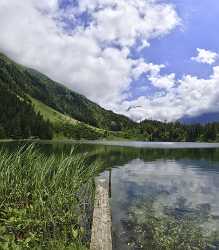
[1,138,219,149]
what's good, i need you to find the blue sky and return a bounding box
[129,0,219,99]
[146,0,219,78]
[1,0,219,121]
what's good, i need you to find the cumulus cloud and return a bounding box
[0,0,180,114]
[2,0,219,123]
[148,73,176,90]
[137,40,150,52]
[119,66,219,122]
[132,60,164,80]
[191,48,218,65]
[80,0,180,47]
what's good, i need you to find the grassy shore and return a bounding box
[0,145,98,249]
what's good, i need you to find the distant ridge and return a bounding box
[180,112,219,124]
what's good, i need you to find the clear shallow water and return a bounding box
[1,141,219,249]
[106,159,219,249]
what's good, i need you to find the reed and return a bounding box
[0,145,97,249]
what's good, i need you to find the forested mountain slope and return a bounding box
[1,52,219,142]
[0,53,135,132]
[0,83,52,139]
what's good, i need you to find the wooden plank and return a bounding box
[90,178,112,250]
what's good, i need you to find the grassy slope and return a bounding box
[31,97,140,140]
[0,52,136,134]
[30,97,106,139]
[26,68,135,131]
[30,97,78,125]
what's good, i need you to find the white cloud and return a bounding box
[0,0,180,112]
[191,48,218,65]
[81,0,180,47]
[2,0,218,124]
[137,40,150,52]
[148,73,176,90]
[2,1,219,123]
[119,66,219,122]
[132,60,164,80]
[34,0,59,12]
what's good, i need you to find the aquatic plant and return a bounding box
[0,145,98,249]
[122,202,219,250]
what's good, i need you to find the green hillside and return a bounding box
[0,52,137,140]
[1,52,219,142]
[0,52,135,131]
[0,84,52,139]
[30,97,78,125]
[31,97,106,139]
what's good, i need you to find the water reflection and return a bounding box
[1,141,219,249]
[109,159,219,249]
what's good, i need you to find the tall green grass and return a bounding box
[0,145,98,249]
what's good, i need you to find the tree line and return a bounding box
[0,85,53,139]
[133,120,219,142]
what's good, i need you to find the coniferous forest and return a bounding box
[0,52,219,142]
[0,85,52,139]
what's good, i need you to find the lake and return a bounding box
[1,140,219,249]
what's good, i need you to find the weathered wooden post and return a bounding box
[90,178,112,250]
[109,169,112,199]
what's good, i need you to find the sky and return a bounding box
[1,0,219,122]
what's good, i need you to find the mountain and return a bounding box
[26,68,136,131]
[0,52,135,139]
[0,83,53,139]
[1,51,219,142]
[180,112,219,124]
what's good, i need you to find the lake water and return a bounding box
[1,141,219,249]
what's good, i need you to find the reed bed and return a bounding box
[0,145,98,249]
